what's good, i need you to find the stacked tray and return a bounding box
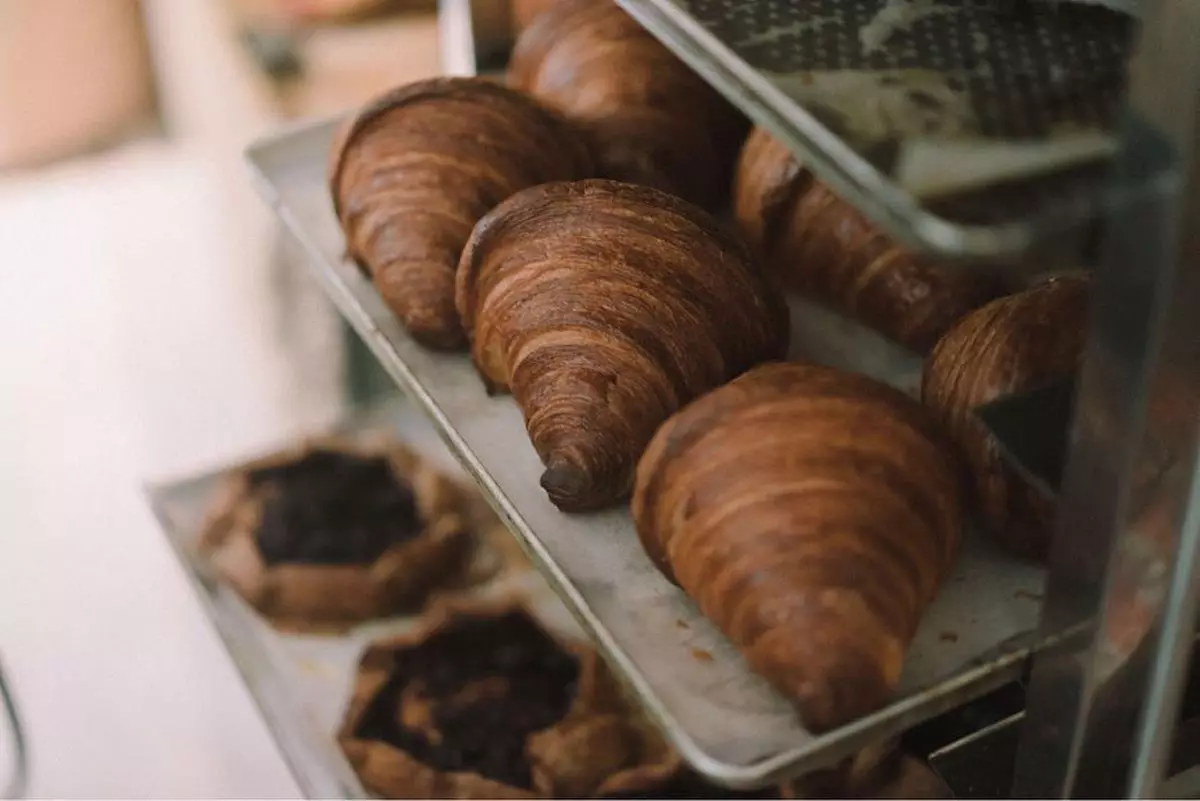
[612,0,1144,259]
[244,118,1050,788]
[147,400,584,799]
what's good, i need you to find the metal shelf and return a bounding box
[609,0,1144,260]
[146,401,582,800]
[245,118,1052,788]
[148,452,373,800]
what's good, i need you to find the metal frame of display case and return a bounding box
[164,0,1195,796]
[434,0,1200,795]
[1013,3,1200,795]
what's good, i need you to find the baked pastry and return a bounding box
[508,0,747,210]
[734,127,999,351]
[198,437,479,631]
[921,273,1091,561]
[339,596,701,798]
[632,362,964,731]
[457,179,789,512]
[329,77,594,349]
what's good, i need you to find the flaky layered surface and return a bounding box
[330,77,594,349]
[633,362,964,731]
[457,179,789,512]
[509,0,748,211]
[735,127,999,352]
[922,272,1090,561]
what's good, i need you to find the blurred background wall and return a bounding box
[0,0,439,795]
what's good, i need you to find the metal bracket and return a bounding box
[1012,0,1200,795]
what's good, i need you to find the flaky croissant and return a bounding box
[457,179,789,512]
[922,273,1090,561]
[329,77,594,349]
[734,127,999,351]
[507,0,748,211]
[633,362,964,731]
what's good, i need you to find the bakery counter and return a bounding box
[244,114,1051,788]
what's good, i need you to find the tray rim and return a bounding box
[243,118,1054,788]
[611,0,1137,262]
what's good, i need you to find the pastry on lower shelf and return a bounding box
[338,596,706,799]
[733,127,999,352]
[632,362,964,732]
[198,438,482,631]
[508,0,748,211]
[329,76,594,349]
[921,273,1091,561]
[456,179,789,512]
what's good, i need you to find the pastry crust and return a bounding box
[921,272,1091,561]
[339,595,685,799]
[457,179,789,512]
[329,77,594,350]
[633,362,964,732]
[198,435,481,632]
[734,127,999,352]
[508,0,747,210]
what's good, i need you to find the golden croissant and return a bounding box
[330,77,593,349]
[457,179,789,512]
[633,362,964,731]
[734,127,999,351]
[922,273,1090,560]
[508,0,747,211]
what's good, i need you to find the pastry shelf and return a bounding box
[148,427,380,800]
[596,0,1146,262]
[245,118,1052,788]
[147,399,580,800]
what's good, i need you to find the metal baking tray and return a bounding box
[145,400,584,799]
[244,117,1052,787]
[445,0,1156,261]
[616,0,1149,261]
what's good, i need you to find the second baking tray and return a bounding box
[146,400,585,799]
[245,117,1049,788]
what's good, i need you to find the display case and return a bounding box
[155,0,1200,796]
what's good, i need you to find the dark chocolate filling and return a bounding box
[355,611,579,790]
[250,449,421,566]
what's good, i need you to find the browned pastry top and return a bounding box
[340,596,719,798]
[508,0,747,210]
[735,127,999,351]
[633,362,964,731]
[329,77,594,349]
[198,436,476,632]
[457,179,789,511]
[922,272,1091,560]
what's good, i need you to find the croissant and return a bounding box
[734,127,999,351]
[457,179,789,512]
[329,77,594,349]
[922,273,1091,561]
[632,362,964,731]
[508,0,748,211]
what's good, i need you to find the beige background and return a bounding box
[0,0,441,795]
